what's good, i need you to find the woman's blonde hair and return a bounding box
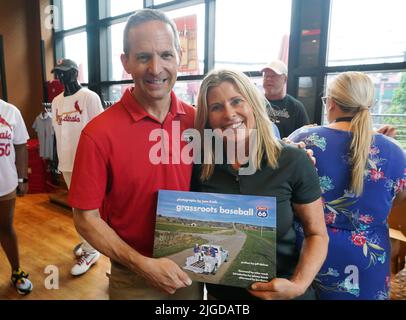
[328,71,375,196]
[196,69,281,180]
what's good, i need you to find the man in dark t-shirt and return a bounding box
[262,60,310,137]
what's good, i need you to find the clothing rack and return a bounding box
[103,100,116,109]
[42,102,52,112]
[44,100,116,110]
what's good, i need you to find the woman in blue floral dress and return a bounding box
[289,72,406,300]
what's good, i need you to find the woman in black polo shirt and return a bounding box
[191,69,328,300]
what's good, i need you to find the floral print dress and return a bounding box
[289,127,406,300]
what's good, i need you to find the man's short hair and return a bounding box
[123,9,181,56]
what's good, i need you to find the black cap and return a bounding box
[51,59,79,73]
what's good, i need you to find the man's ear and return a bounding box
[121,53,129,73]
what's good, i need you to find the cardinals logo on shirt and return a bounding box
[0,115,12,131]
[74,101,83,114]
[0,115,12,140]
[56,101,83,125]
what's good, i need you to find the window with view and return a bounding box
[328,0,406,66]
[101,0,143,18]
[165,4,205,76]
[61,0,86,30]
[107,22,130,82]
[215,0,291,71]
[153,0,173,5]
[324,72,406,149]
[173,80,201,106]
[63,32,89,83]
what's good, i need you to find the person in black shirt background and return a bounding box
[262,60,310,138]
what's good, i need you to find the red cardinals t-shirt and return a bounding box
[68,89,196,257]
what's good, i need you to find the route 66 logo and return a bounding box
[256,206,268,218]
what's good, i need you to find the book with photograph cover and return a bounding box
[153,190,276,289]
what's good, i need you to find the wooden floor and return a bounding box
[1,193,404,300]
[0,193,109,300]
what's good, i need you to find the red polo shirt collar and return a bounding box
[120,88,186,123]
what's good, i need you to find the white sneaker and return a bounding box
[73,243,83,257]
[71,251,100,276]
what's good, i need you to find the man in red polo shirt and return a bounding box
[68,9,202,300]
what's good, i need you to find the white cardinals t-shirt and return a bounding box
[51,88,103,172]
[0,100,29,196]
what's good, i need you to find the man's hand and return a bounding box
[73,208,192,295]
[283,138,316,165]
[17,182,28,196]
[136,257,192,294]
[376,125,396,138]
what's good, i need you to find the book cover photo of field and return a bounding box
[153,190,277,288]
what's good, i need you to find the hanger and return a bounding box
[103,100,116,109]
[41,103,52,117]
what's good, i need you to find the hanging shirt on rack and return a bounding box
[32,111,54,160]
[51,88,104,172]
